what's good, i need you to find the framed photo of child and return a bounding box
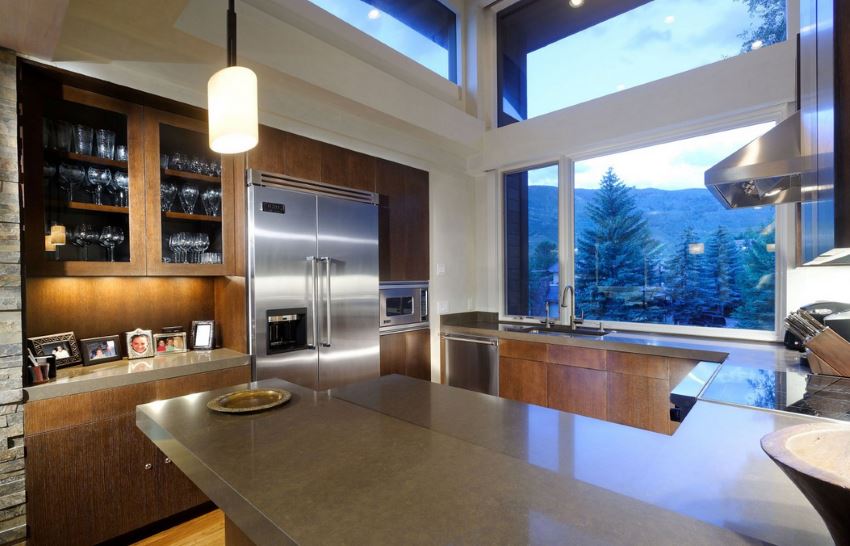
[153,332,188,355]
[125,328,154,359]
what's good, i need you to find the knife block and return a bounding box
[805,328,850,377]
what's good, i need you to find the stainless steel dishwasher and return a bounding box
[442,334,499,395]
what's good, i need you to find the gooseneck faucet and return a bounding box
[560,285,583,330]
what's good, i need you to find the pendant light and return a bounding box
[208,0,258,154]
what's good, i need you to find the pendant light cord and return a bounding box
[227,0,236,67]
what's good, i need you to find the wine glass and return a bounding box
[43,161,57,183]
[178,184,199,214]
[111,171,129,207]
[99,226,124,262]
[160,182,178,212]
[70,224,94,261]
[201,188,221,216]
[190,233,209,263]
[57,162,85,201]
[86,166,111,205]
[169,152,187,171]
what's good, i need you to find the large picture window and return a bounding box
[573,123,777,332]
[497,0,787,126]
[504,164,560,319]
[307,0,458,82]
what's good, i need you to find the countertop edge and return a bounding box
[25,349,251,401]
[441,324,729,362]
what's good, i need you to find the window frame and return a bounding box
[498,109,792,341]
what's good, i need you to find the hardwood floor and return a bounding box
[132,509,224,546]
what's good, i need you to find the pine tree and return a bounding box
[733,223,776,330]
[529,240,557,316]
[575,168,662,322]
[703,226,743,321]
[736,0,787,52]
[666,226,708,326]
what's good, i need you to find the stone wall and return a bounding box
[0,49,25,545]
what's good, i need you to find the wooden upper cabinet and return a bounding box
[376,158,430,281]
[321,143,376,192]
[22,85,147,276]
[142,108,235,276]
[283,132,322,181]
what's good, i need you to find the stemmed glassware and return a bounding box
[70,224,96,260]
[86,166,111,205]
[169,152,188,171]
[191,233,210,263]
[57,162,85,201]
[160,182,178,212]
[111,171,129,207]
[178,183,199,214]
[98,226,124,262]
[201,188,221,216]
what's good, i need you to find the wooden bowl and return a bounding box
[761,423,850,545]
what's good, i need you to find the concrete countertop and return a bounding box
[136,375,830,546]
[25,348,250,401]
[441,312,805,372]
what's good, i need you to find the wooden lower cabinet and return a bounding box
[547,364,607,420]
[380,329,431,381]
[499,357,547,406]
[606,372,672,434]
[25,365,250,545]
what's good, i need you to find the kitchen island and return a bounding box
[136,375,831,545]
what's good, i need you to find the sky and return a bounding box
[526,0,768,118]
[306,0,450,80]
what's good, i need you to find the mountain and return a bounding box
[527,185,774,256]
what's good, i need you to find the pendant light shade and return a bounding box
[208,66,258,153]
[207,0,258,154]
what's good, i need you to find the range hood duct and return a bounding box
[704,111,812,209]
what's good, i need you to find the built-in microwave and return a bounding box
[379,281,428,331]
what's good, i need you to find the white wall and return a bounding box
[787,267,850,310]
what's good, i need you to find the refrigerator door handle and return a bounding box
[320,256,332,347]
[306,256,318,350]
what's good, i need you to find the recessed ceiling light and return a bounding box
[751,39,764,50]
[664,15,675,24]
[368,8,381,20]
[569,0,584,7]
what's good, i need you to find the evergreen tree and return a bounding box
[529,240,557,316]
[703,226,743,320]
[733,223,776,330]
[575,168,662,322]
[665,226,708,326]
[736,0,787,52]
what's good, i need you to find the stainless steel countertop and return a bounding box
[25,348,250,401]
[136,375,830,546]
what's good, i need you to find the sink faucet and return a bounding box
[560,285,583,330]
[543,300,556,328]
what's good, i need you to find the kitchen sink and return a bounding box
[524,324,611,337]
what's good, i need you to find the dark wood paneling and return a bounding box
[404,166,430,280]
[320,142,348,186]
[500,339,547,362]
[379,333,406,377]
[376,159,406,280]
[404,328,431,380]
[547,344,606,370]
[347,150,377,192]
[246,125,287,174]
[499,357,547,406]
[25,277,215,343]
[214,276,248,353]
[547,364,607,420]
[607,372,670,434]
[155,366,250,400]
[606,351,668,379]
[283,132,322,181]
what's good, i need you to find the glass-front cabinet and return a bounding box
[23,86,146,275]
[143,109,233,275]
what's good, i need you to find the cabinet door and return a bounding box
[376,159,407,280]
[499,357,547,406]
[547,364,607,420]
[403,167,429,281]
[22,84,147,276]
[379,333,406,376]
[143,108,234,275]
[404,328,431,380]
[607,372,671,434]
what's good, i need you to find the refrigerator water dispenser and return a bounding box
[267,308,307,354]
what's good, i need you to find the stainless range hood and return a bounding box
[704,111,812,209]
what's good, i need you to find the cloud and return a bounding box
[625,27,672,49]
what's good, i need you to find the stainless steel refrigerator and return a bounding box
[247,170,380,390]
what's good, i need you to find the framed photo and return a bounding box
[80,335,122,366]
[154,332,187,355]
[191,320,215,350]
[125,328,155,359]
[28,332,81,368]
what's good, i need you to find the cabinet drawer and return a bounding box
[606,351,668,379]
[607,372,670,434]
[500,339,547,362]
[547,344,606,370]
[547,364,607,420]
[499,357,547,406]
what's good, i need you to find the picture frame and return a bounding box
[28,332,82,368]
[191,320,215,350]
[153,332,188,355]
[125,328,155,359]
[80,335,122,366]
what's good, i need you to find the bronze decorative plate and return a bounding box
[207,388,291,413]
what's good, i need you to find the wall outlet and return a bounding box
[437,301,449,314]
[436,263,446,276]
